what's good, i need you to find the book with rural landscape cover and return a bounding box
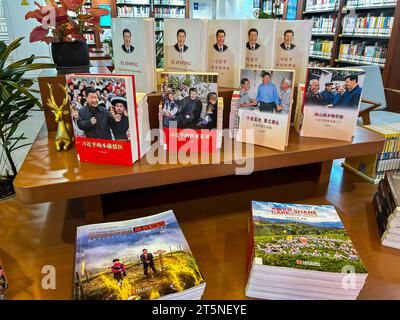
[73,210,205,300]
[250,201,367,274]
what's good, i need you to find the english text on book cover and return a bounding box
[67,74,143,166]
[164,19,208,72]
[73,210,205,300]
[112,18,156,93]
[235,69,295,151]
[159,72,222,153]
[274,20,312,85]
[244,19,277,69]
[301,67,365,141]
[251,201,368,274]
[207,20,245,88]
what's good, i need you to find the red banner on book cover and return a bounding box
[75,137,133,166]
[163,128,218,153]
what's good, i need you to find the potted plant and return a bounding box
[0,38,54,200]
[25,0,109,73]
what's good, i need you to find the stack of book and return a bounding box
[246,201,368,300]
[373,173,400,249]
[73,210,206,300]
[344,123,400,183]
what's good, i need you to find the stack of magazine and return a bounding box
[73,210,205,300]
[246,201,368,300]
[373,173,400,249]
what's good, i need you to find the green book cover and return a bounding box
[252,201,367,274]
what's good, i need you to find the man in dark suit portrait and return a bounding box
[121,29,134,54]
[333,74,363,108]
[280,29,296,51]
[213,29,228,52]
[246,28,261,51]
[178,87,203,129]
[174,28,189,53]
[305,79,324,106]
[140,249,158,277]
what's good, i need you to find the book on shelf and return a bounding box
[207,20,246,88]
[339,41,387,65]
[311,16,337,35]
[262,0,284,15]
[346,0,397,9]
[296,67,365,141]
[66,74,151,166]
[246,201,368,300]
[116,4,151,17]
[154,0,186,4]
[344,123,400,182]
[232,68,295,151]
[373,173,400,249]
[159,72,223,152]
[73,210,206,300]
[116,0,150,4]
[305,0,340,12]
[244,19,277,70]
[112,18,157,93]
[163,19,208,72]
[309,39,333,59]
[154,7,186,18]
[274,20,313,85]
[342,14,394,37]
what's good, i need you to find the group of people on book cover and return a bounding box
[67,77,131,141]
[161,75,218,130]
[239,70,293,114]
[305,70,364,109]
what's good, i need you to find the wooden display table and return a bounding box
[13,125,384,222]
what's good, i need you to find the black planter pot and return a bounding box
[51,41,90,74]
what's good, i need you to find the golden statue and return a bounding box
[46,83,74,151]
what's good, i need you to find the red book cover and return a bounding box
[159,72,222,154]
[67,73,142,166]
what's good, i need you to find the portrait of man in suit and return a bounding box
[246,28,261,51]
[280,29,296,51]
[140,249,158,278]
[333,74,362,108]
[213,29,228,53]
[174,28,189,53]
[121,29,134,54]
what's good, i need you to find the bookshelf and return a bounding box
[260,0,286,18]
[296,0,399,75]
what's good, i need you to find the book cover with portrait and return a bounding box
[274,20,312,85]
[299,67,365,141]
[207,20,246,88]
[73,210,206,300]
[244,19,277,69]
[159,72,223,153]
[164,19,208,72]
[112,18,157,93]
[66,74,151,166]
[234,68,295,151]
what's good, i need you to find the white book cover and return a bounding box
[164,19,208,72]
[207,20,245,88]
[244,19,277,69]
[300,67,365,141]
[112,18,157,93]
[235,69,295,151]
[274,20,313,85]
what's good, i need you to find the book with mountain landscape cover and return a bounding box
[250,201,368,275]
[73,210,205,300]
